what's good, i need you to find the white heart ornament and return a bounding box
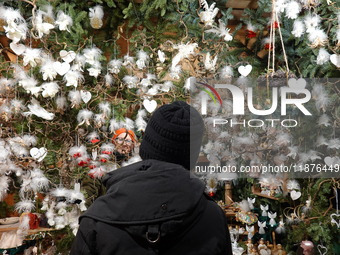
[290,190,301,200]
[330,54,340,68]
[53,61,70,76]
[60,50,76,63]
[143,99,157,113]
[30,147,48,162]
[324,156,340,166]
[331,213,340,228]
[10,42,26,55]
[288,78,306,89]
[238,65,252,77]
[81,90,91,103]
[317,244,328,255]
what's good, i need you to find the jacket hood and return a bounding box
[80,159,206,240]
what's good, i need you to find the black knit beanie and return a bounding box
[139,101,204,170]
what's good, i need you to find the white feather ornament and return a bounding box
[83,46,102,65]
[41,4,55,23]
[86,131,100,143]
[54,216,67,230]
[123,117,135,130]
[101,143,115,155]
[18,214,30,237]
[286,179,300,191]
[108,59,122,74]
[56,96,68,112]
[308,28,328,48]
[68,183,85,203]
[220,65,234,79]
[94,114,106,127]
[140,74,157,88]
[122,54,135,67]
[123,75,139,88]
[0,78,14,91]
[11,63,28,80]
[88,166,105,179]
[34,9,55,38]
[318,114,331,126]
[41,81,59,98]
[199,0,219,27]
[23,98,55,120]
[77,109,93,126]
[88,61,102,77]
[172,42,198,67]
[204,52,218,72]
[18,76,38,92]
[328,138,340,149]
[55,11,73,32]
[77,201,87,212]
[0,176,10,201]
[56,202,68,215]
[89,5,104,29]
[15,198,35,213]
[109,119,120,133]
[0,103,12,121]
[136,50,149,69]
[205,19,233,41]
[3,7,26,23]
[46,208,56,226]
[169,65,182,79]
[11,99,26,113]
[72,54,86,72]
[160,81,174,92]
[69,145,87,159]
[316,48,330,65]
[104,73,114,87]
[40,58,58,81]
[98,102,111,118]
[312,83,330,112]
[64,70,84,88]
[158,50,165,63]
[23,48,42,67]
[287,146,299,159]
[3,8,27,43]
[68,90,82,108]
[51,187,70,199]
[135,110,147,132]
[316,135,328,147]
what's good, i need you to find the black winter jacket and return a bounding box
[70,159,232,255]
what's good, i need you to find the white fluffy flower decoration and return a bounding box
[0,176,10,201]
[285,1,301,20]
[275,0,286,13]
[69,145,87,158]
[55,11,73,32]
[40,58,58,80]
[308,28,327,48]
[88,61,101,77]
[23,48,42,67]
[292,19,305,38]
[77,109,93,126]
[160,81,174,92]
[304,14,321,33]
[64,70,84,88]
[72,54,86,72]
[123,75,139,88]
[136,50,149,69]
[89,5,104,29]
[108,59,122,74]
[220,65,234,79]
[22,135,37,146]
[68,90,82,108]
[41,82,60,98]
[98,102,111,118]
[316,48,330,65]
[83,47,102,65]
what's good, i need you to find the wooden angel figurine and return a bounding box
[250,246,259,255]
[247,238,254,254]
[258,238,271,255]
[275,244,286,255]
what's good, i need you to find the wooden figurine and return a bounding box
[258,238,271,255]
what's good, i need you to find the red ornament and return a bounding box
[264,43,274,51]
[246,30,257,38]
[73,152,81,158]
[102,151,112,155]
[268,21,280,30]
[89,165,96,169]
[91,138,100,143]
[208,192,215,197]
[100,158,107,163]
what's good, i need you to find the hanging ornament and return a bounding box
[268,212,277,226]
[238,65,252,77]
[55,11,73,32]
[143,99,157,113]
[30,147,47,162]
[199,0,219,27]
[260,204,269,216]
[89,5,104,29]
[80,90,92,104]
[258,221,266,234]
